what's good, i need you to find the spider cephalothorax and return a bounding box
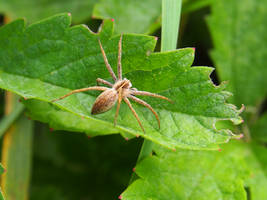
[52,35,172,132]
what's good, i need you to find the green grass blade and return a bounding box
[161,0,182,52]
[1,94,33,200]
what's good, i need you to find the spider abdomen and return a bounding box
[91,89,118,115]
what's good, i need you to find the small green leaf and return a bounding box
[122,142,250,200]
[0,0,97,23]
[207,0,267,108]
[0,14,242,150]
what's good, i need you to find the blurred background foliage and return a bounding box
[0,0,266,199]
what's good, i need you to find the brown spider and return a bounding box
[52,34,172,132]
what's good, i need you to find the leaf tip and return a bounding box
[98,19,114,38]
[233,133,244,140]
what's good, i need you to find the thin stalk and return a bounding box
[129,0,182,185]
[0,103,24,138]
[1,93,33,200]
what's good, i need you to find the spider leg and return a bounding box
[96,78,113,87]
[123,97,145,133]
[128,95,160,129]
[114,88,122,126]
[117,34,123,80]
[98,39,117,81]
[132,90,173,103]
[52,86,108,102]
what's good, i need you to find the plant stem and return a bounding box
[0,103,24,138]
[1,93,33,200]
[129,0,182,185]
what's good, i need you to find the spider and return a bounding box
[52,34,172,132]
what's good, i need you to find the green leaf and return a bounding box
[23,99,122,138]
[121,142,250,200]
[207,0,267,107]
[250,113,267,143]
[122,141,267,200]
[0,0,97,23]
[207,2,267,197]
[92,0,162,34]
[244,142,267,200]
[0,14,242,150]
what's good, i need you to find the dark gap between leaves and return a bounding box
[31,122,143,199]
[152,28,162,53]
[259,98,267,116]
[86,19,107,34]
[179,7,220,86]
[245,187,251,200]
[0,14,4,26]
